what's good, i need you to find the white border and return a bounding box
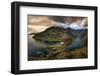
[20,6,95,70]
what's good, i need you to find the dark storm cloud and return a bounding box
[28,15,88,27]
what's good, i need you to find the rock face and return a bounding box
[28,26,88,60]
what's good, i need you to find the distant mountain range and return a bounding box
[56,23,87,30]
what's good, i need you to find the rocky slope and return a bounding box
[28,26,88,60]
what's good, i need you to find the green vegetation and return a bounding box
[28,26,88,60]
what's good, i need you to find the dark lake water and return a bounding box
[28,35,48,57]
[28,35,64,57]
[66,37,82,51]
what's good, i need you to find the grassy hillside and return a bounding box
[28,26,88,60]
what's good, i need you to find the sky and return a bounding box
[28,15,88,34]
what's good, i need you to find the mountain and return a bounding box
[29,26,88,60]
[33,26,87,42]
[33,26,73,44]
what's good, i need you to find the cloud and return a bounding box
[28,15,57,26]
[28,15,88,33]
